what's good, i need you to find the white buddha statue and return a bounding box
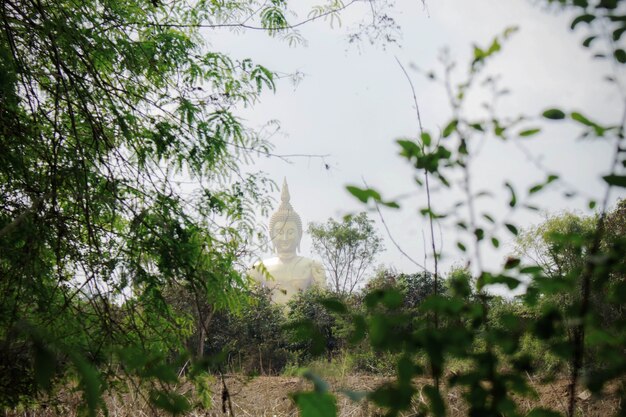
[251,179,326,304]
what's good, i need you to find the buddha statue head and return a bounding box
[269,179,302,260]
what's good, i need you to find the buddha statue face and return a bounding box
[268,179,303,260]
[271,220,301,257]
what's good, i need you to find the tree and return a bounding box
[308,212,384,295]
[516,212,596,280]
[0,0,384,412]
[365,268,446,310]
[516,202,626,349]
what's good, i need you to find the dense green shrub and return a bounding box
[203,288,292,375]
[487,297,563,375]
[285,286,348,363]
[365,269,447,309]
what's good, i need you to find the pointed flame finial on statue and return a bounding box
[281,177,291,205]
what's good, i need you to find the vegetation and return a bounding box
[0,0,369,413]
[309,212,384,295]
[202,288,291,375]
[299,0,626,415]
[199,269,458,377]
[1,0,625,415]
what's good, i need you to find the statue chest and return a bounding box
[264,260,315,303]
[267,264,314,287]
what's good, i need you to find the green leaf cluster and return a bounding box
[0,0,280,412]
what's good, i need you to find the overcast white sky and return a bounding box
[205,0,626,278]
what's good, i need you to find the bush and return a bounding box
[487,297,563,376]
[285,286,347,363]
[203,288,292,375]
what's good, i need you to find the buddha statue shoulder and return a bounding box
[250,179,326,304]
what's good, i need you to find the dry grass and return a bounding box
[4,374,622,416]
